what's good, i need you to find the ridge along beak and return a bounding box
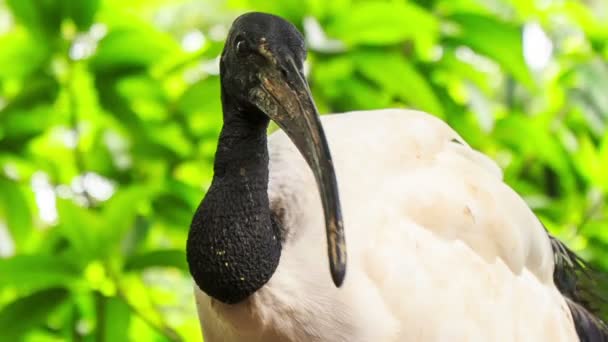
[249,57,347,287]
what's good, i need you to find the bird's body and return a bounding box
[194,109,579,341]
[187,13,607,342]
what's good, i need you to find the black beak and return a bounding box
[249,57,347,287]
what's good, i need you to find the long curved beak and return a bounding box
[250,58,347,287]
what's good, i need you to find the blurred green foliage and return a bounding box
[0,0,607,340]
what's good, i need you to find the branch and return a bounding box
[106,266,183,342]
[114,287,183,342]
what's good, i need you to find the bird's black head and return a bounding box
[220,12,306,119]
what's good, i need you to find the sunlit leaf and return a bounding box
[145,123,193,158]
[178,77,222,137]
[326,2,438,47]
[573,135,603,187]
[561,1,608,39]
[56,199,102,262]
[599,133,608,189]
[103,297,132,341]
[446,13,535,88]
[91,28,178,72]
[495,115,569,173]
[227,0,307,24]
[0,179,32,250]
[0,255,80,293]
[100,186,151,254]
[353,51,444,116]
[0,29,50,79]
[1,74,60,114]
[116,75,169,121]
[1,106,58,149]
[435,48,493,94]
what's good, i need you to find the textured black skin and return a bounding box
[187,110,282,304]
[186,13,306,304]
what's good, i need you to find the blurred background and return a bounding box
[0,0,607,340]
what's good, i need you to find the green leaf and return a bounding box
[91,28,179,72]
[335,77,392,111]
[1,106,58,149]
[572,135,603,187]
[561,1,608,40]
[120,216,151,257]
[311,56,367,111]
[0,29,50,79]
[56,199,102,262]
[99,186,150,254]
[353,51,443,116]
[0,179,32,250]
[436,48,493,94]
[178,76,222,137]
[0,255,80,293]
[116,74,169,121]
[227,0,307,24]
[124,249,187,272]
[326,2,438,46]
[599,133,608,190]
[494,115,570,176]
[1,74,60,114]
[152,191,195,228]
[94,69,149,132]
[178,77,221,116]
[62,0,101,30]
[103,297,132,341]
[0,288,69,341]
[0,74,60,150]
[145,123,193,158]
[307,0,353,22]
[446,13,535,88]
[6,0,62,36]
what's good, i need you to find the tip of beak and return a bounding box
[326,204,346,288]
[331,262,346,287]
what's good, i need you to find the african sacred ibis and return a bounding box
[186,12,608,341]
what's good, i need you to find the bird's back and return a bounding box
[266,109,577,341]
[196,109,580,341]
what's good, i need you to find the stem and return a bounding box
[106,266,183,342]
[72,304,83,342]
[115,288,183,342]
[95,292,106,342]
[505,76,515,109]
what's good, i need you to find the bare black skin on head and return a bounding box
[187,12,346,304]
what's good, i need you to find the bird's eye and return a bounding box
[235,38,248,57]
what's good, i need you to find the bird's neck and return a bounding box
[186,105,282,304]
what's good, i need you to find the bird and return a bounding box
[186,11,608,342]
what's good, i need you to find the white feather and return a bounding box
[195,109,578,341]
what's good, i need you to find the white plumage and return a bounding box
[194,109,579,341]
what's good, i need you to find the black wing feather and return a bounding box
[566,298,608,342]
[549,234,608,341]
